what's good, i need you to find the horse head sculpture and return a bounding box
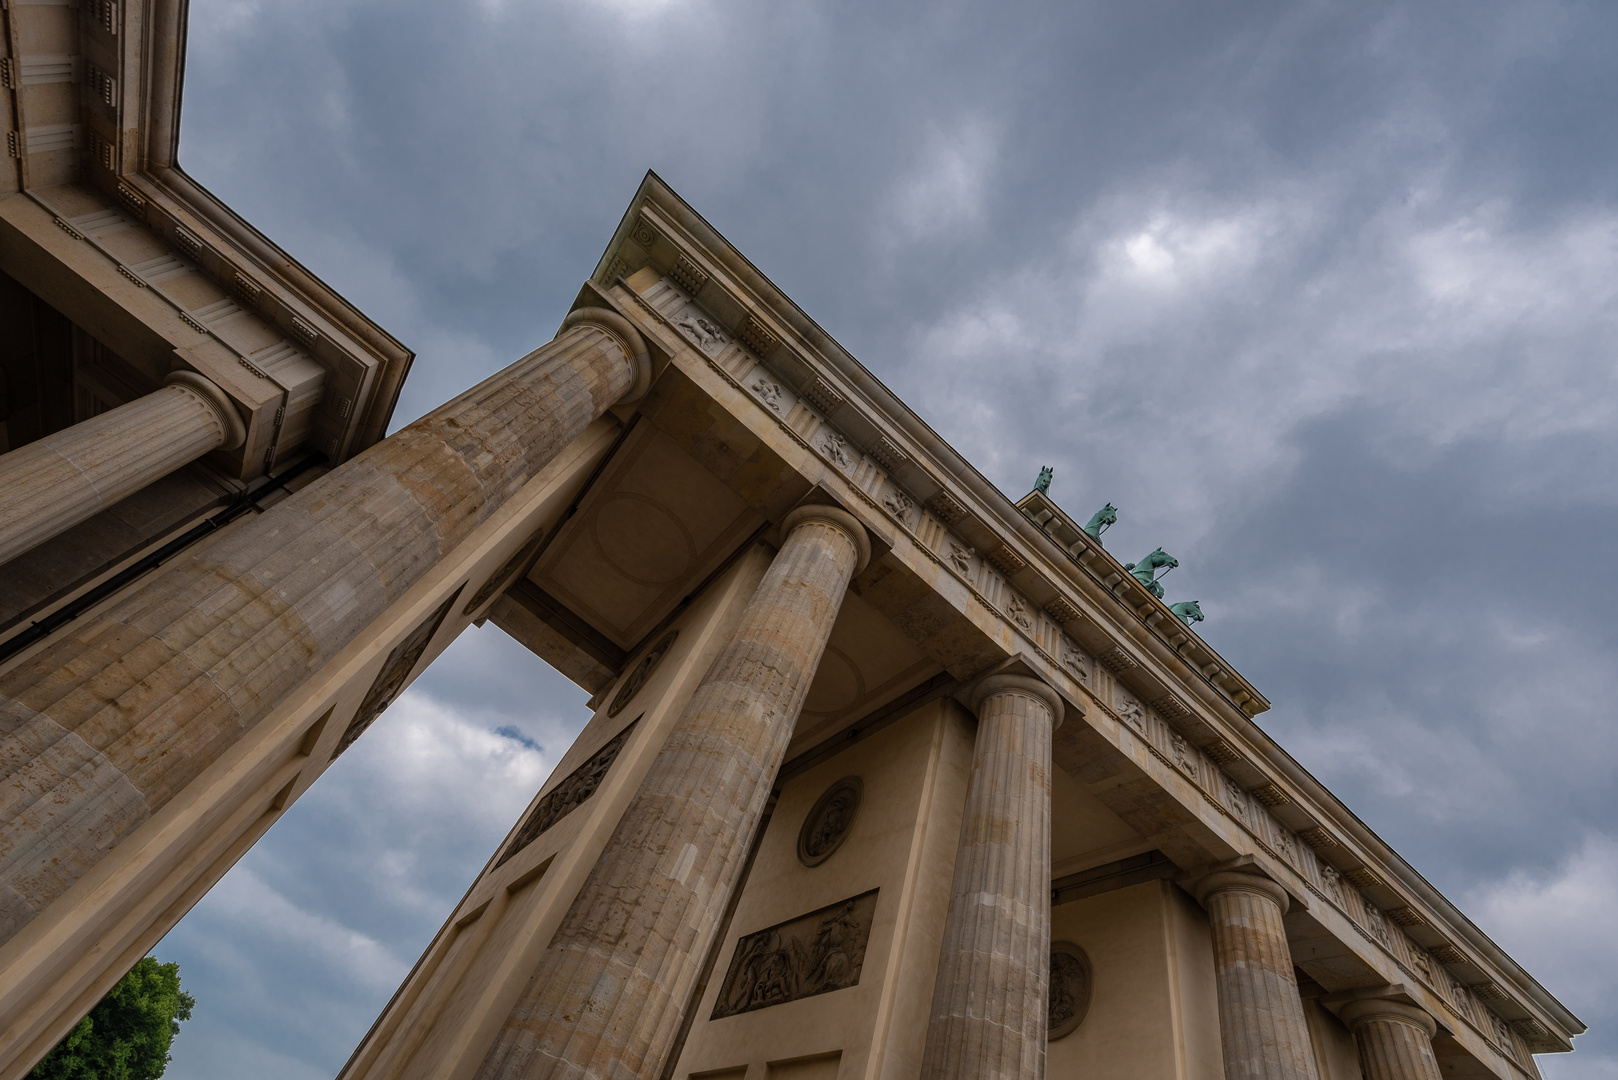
[1082,503,1117,540]
[1169,600,1204,626]
[1123,548,1178,598]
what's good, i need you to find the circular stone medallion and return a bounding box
[797,776,863,867]
[607,630,678,718]
[1048,941,1093,1040]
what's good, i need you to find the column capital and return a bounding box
[781,503,871,573]
[969,672,1064,729]
[560,305,652,402]
[1338,997,1438,1040]
[164,370,246,450]
[1192,869,1291,915]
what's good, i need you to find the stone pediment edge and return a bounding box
[593,172,1584,1051]
[46,0,415,456]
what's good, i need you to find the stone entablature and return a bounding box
[584,176,1576,1062]
[0,0,411,475]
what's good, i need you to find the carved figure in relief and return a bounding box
[1007,594,1034,630]
[1275,828,1296,862]
[1449,978,1472,1020]
[1364,899,1390,944]
[1117,694,1146,733]
[1035,466,1054,494]
[1123,548,1178,599]
[947,542,974,576]
[798,777,862,867]
[1321,864,1343,903]
[1169,600,1205,626]
[1060,640,1089,680]
[1082,503,1117,540]
[750,374,784,412]
[713,890,879,1019]
[818,430,853,470]
[881,487,914,525]
[1170,733,1197,775]
[675,309,727,353]
[1411,947,1434,981]
[608,630,678,718]
[498,721,638,866]
[1224,777,1247,818]
[1047,943,1093,1040]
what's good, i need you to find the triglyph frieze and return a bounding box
[651,274,1072,668]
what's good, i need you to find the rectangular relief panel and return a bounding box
[713,890,879,1019]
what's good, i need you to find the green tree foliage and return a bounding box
[30,957,195,1080]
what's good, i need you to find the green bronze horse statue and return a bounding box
[1169,600,1204,626]
[1124,548,1177,598]
[1082,504,1116,540]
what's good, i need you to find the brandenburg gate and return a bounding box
[0,1,1583,1077]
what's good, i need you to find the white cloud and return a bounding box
[160,626,581,1079]
[1467,833,1617,1076]
[887,116,1001,246]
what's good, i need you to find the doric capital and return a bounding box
[559,306,652,403]
[969,672,1064,729]
[781,503,872,574]
[1191,869,1291,915]
[164,370,246,450]
[1339,998,1438,1039]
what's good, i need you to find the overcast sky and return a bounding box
[153,1,1617,1076]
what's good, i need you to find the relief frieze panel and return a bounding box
[649,275,1078,675]
[712,890,879,1019]
[496,719,638,868]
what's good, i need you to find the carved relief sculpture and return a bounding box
[675,309,728,354]
[1007,594,1034,630]
[1322,864,1344,903]
[1170,733,1198,776]
[713,890,880,1019]
[1364,899,1391,945]
[1450,978,1473,1022]
[1224,776,1248,820]
[819,430,854,471]
[331,588,463,759]
[607,630,679,718]
[881,486,914,527]
[947,542,975,576]
[1047,942,1093,1041]
[798,777,863,867]
[1059,640,1090,680]
[497,720,638,867]
[463,530,548,616]
[749,373,784,412]
[1117,693,1146,733]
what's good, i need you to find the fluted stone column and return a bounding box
[475,504,871,1080]
[921,673,1064,1080]
[1193,872,1321,1080]
[1340,999,1443,1080]
[0,308,649,947]
[0,371,246,566]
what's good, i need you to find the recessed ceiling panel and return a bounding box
[788,590,941,756]
[530,424,762,649]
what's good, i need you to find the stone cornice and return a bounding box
[591,170,1584,1053]
[3,0,413,461]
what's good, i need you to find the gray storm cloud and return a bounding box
[158,1,1617,1076]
